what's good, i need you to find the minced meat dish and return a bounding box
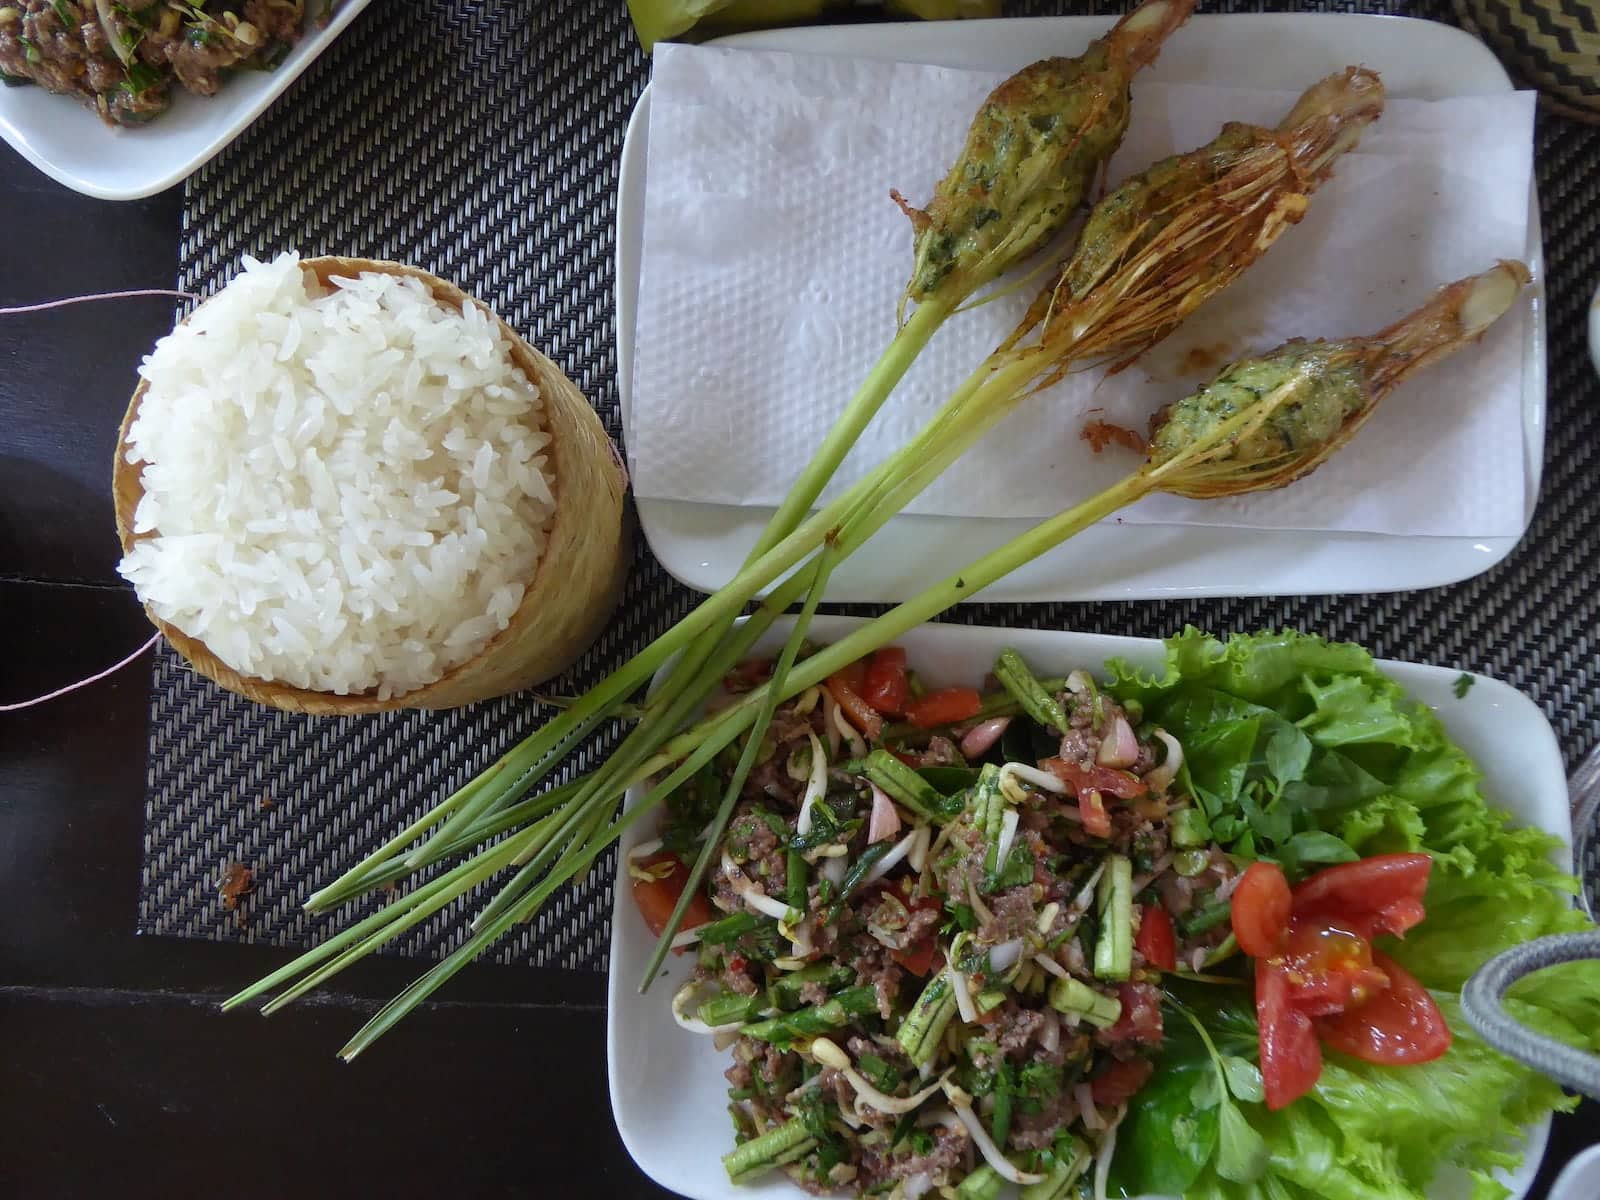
[632,643,1238,1194]
[0,0,322,125]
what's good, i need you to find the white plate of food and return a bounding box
[614,14,1546,602]
[0,0,372,200]
[607,615,1567,1199]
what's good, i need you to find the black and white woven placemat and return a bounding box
[139,0,1600,971]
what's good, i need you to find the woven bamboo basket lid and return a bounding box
[1454,0,1600,123]
[112,256,631,716]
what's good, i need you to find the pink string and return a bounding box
[0,286,189,707]
[0,632,162,712]
[0,288,195,316]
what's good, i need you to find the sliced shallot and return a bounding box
[1032,952,1069,980]
[1096,715,1139,768]
[949,965,978,1024]
[988,937,1026,974]
[820,854,849,888]
[960,716,1011,759]
[867,783,902,844]
[994,808,1020,870]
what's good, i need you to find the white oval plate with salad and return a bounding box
[0,0,372,201]
[606,616,1567,1200]
[614,13,1545,603]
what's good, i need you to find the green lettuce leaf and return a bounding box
[1160,991,1575,1200]
[1104,629,1600,1198]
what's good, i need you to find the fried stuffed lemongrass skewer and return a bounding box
[643,262,1535,814]
[388,0,1196,878]
[627,65,1388,982]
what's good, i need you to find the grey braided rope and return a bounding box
[1461,743,1600,1099]
[1462,931,1600,1100]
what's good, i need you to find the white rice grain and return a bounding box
[118,252,556,699]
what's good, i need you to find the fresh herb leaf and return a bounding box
[1221,1055,1264,1103]
[943,902,977,934]
[1453,672,1475,699]
[1265,723,1313,792]
[1111,1058,1219,1195]
[993,842,1035,890]
[1276,830,1359,876]
[918,765,983,795]
[1215,1096,1269,1183]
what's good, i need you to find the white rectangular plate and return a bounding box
[615,14,1547,602]
[0,0,372,201]
[607,616,1565,1200]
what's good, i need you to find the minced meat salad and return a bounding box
[0,0,320,125]
[632,644,1238,1197]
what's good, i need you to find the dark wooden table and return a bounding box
[0,93,1590,1200]
[0,150,671,1197]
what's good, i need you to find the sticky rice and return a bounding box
[117,252,557,699]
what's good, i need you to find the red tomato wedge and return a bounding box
[1292,853,1432,941]
[1042,758,1148,800]
[1090,1056,1155,1106]
[1079,788,1111,839]
[1317,951,1452,1065]
[1135,904,1177,971]
[1257,957,1324,1111]
[862,647,911,717]
[631,854,715,941]
[891,939,942,978]
[826,663,883,740]
[1231,860,1293,959]
[1278,918,1391,1017]
[904,687,982,729]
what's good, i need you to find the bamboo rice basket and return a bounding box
[112,256,631,716]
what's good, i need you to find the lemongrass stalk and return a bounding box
[402,704,612,868]
[306,780,587,912]
[503,582,788,868]
[220,834,533,1012]
[259,828,541,1015]
[364,8,1195,886]
[336,697,757,1060]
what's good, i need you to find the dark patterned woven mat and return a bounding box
[141,0,1600,971]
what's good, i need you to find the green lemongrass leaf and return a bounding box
[402,703,610,868]
[339,699,755,1060]
[470,788,608,932]
[221,830,532,1012]
[307,780,586,912]
[306,775,479,910]
[260,830,535,1016]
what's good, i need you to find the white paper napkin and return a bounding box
[630,42,1535,537]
